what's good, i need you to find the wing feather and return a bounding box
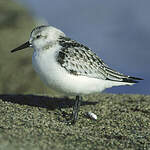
[57,36,143,83]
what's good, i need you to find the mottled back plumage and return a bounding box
[57,36,142,83]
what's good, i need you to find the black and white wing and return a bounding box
[57,36,142,83]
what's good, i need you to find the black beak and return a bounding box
[11,41,31,53]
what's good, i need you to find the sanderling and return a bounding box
[11,25,143,124]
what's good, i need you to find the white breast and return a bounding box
[32,45,132,95]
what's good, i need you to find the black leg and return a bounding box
[71,95,82,124]
[58,95,82,125]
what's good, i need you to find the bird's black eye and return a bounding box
[36,35,41,39]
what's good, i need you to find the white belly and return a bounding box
[32,47,132,95]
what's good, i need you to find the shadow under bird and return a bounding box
[11,25,143,124]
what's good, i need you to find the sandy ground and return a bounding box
[0,94,150,150]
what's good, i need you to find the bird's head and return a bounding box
[11,25,65,53]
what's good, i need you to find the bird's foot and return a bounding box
[57,95,82,125]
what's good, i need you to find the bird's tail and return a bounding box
[121,76,143,84]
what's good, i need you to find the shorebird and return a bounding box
[11,25,143,124]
